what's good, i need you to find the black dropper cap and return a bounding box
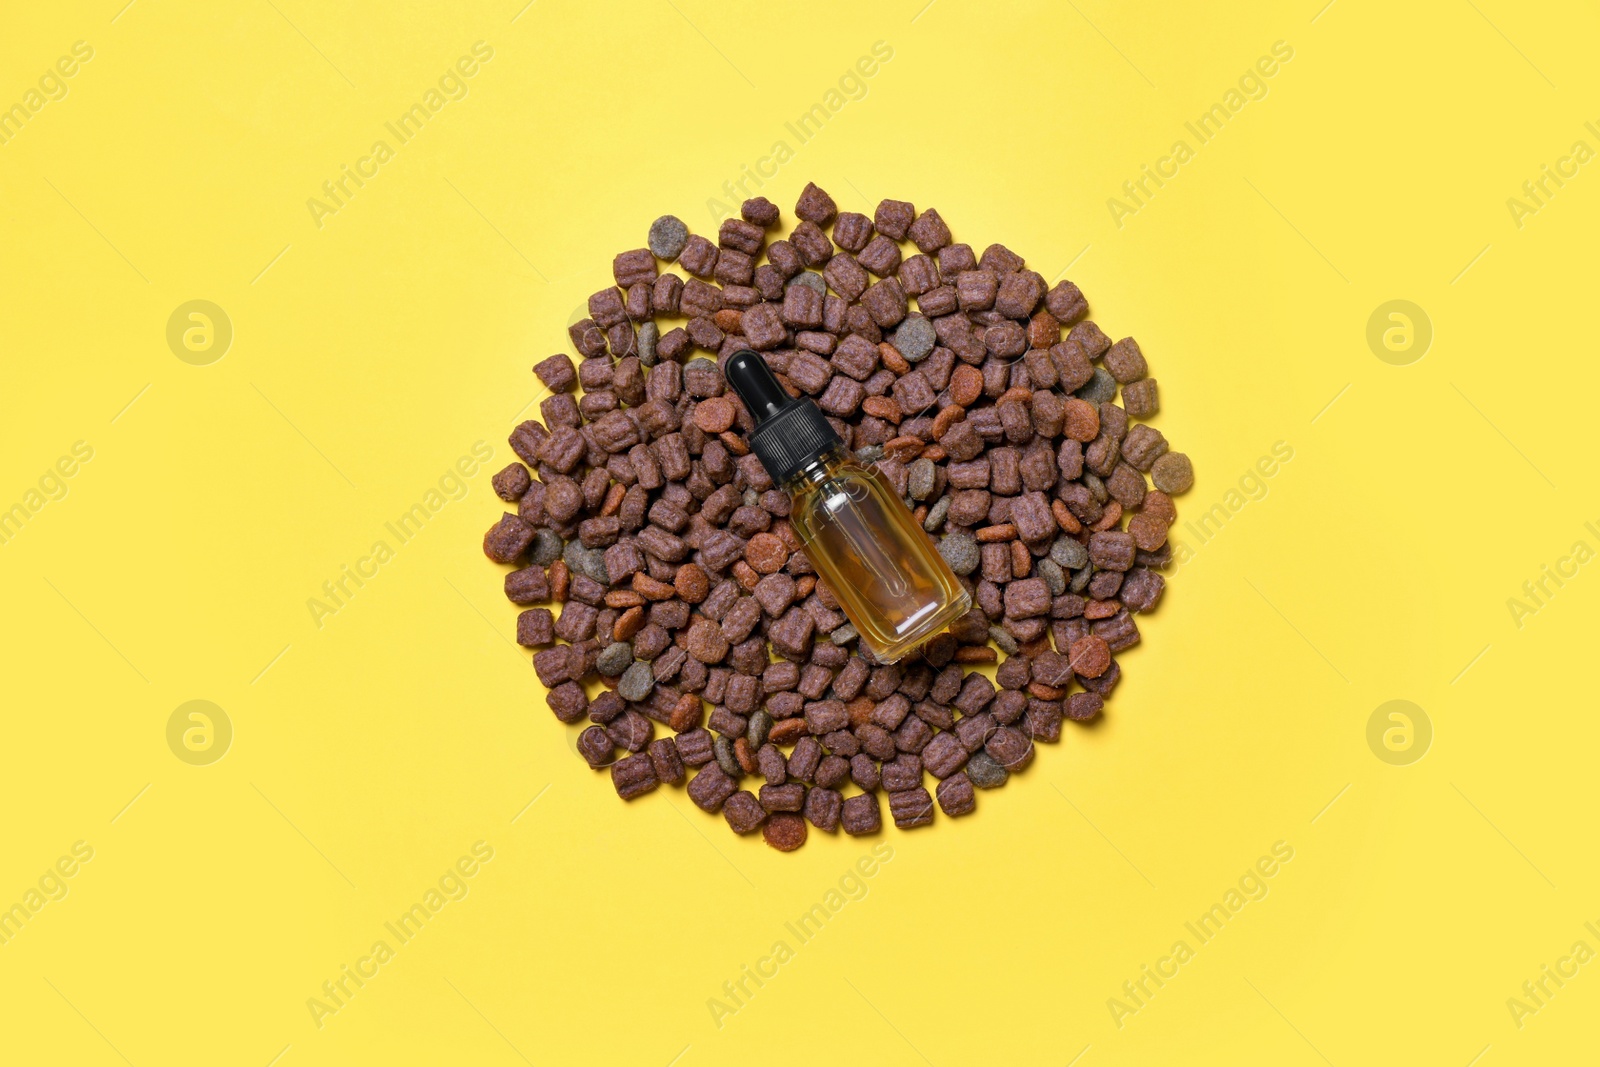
[724,349,843,485]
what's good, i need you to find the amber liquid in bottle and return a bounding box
[785,446,971,663]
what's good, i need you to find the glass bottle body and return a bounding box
[784,448,971,663]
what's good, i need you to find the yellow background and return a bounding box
[2,0,1596,1063]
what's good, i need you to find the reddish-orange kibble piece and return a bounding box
[1069,635,1111,677]
[861,396,901,423]
[763,812,808,851]
[949,365,983,407]
[745,533,788,574]
[693,396,736,433]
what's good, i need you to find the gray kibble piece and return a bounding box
[830,624,857,645]
[617,661,655,702]
[788,271,826,296]
[714,735,742,779]
[966,750,1009,789]
[638,321,659,367]
[565,543,608,585]
[747,709,773,749]
[648,215,689,261]
[855,445,885,464]
[531,530,564,566]
[1050,535,1088,570]
[907,458,936,501]
[1069,565,1093,594]
[596,642,634,677]
[938,532,980,576]
[988,626,1020,655]
[1151,452,1194,495]
[923,495,951,532]
[1083,470,1107,504]
[1036,558,1066,596]
[890,314,936,362]
[744,488,760,507]
[1075,367,1118,405]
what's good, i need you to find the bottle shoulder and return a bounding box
[789,459,898,522]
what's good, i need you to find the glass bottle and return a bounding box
[724,349,971,662]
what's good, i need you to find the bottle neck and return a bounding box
[780,445,852,494]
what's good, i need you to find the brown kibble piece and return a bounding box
[907,208,952,253]
[483,514,535,563]
[795,182,837,226]
[578,726,615,769]
[743,197,780,227]
[723,791,767,834]
[889,787,935,829]
[760,782,805,813]
[611,753,658,800]
[688,764,737,811]
[936,773,976,817]
[804,786,842,832]
[874,199,915,239]
[840,792,882,835]
[1104,337,1148,383]
[649,737,685,785]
